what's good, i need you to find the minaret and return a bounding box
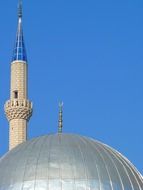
[4,0,33,150]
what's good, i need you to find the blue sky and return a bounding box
[0,0,143,174]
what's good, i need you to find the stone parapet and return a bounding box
[4,99,33,121]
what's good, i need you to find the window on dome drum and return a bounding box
[13,91,18,99]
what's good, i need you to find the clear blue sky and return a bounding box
[0,0,143,174]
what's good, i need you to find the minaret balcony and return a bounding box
[4,99,33,121]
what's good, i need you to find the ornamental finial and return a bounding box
[58,102,63,133]
[18,0,22,18]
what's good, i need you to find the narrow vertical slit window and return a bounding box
[13,91,18,99]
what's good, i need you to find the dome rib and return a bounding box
[90,138,125,190]
[105,144,143,190]
[77,136,101,189]
[80,137,113,190]
[33,136,47,190]
[96,141,134,190]
[46,135,53,187]
[63,135,76,184]
[78,136,102,188]
[102,143,135,190]
[73,135,88,181]
[21,138,38,189]
[15,140,34,188]
[80,136,114,190]
[120,153,143,189]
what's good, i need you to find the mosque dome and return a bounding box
[0,133,142,190]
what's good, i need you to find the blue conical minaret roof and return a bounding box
[12,0,27,62]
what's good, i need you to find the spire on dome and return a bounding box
[58,102,63,133]
[12,0,27,62]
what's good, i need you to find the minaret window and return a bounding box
[13,91,18,99]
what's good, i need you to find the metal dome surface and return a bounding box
[0,134,142,190]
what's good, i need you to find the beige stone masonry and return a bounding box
[11,61,27,99]
[5,61,33,150]
[9,119,27,150]
[5,99,32,121]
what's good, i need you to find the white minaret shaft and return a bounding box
[4,0,33,150]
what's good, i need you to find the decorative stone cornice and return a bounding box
[4,99,33,121]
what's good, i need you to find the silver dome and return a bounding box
[0,134,142,190]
